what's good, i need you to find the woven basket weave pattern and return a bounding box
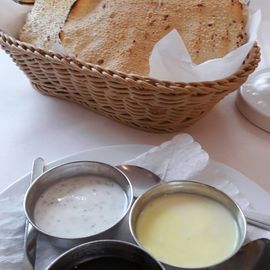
[0,31,260,133]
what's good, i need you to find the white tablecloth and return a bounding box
[0,0,269,194]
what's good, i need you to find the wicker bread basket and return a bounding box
[0,30,260,133]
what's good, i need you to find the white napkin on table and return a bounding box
[0,196,25,269]
[124,134,209,181]
[0,134,269,270]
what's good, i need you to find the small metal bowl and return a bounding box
[46,240,165,270]
[129,181,246,270]
[24,161,133,249]
[12,0,35,5]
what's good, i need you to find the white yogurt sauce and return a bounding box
[34,176,128,238]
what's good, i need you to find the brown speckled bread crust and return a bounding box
[60,0,248,75]
[20,0,248,75]
[19,0,77,50]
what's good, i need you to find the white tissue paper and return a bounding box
[0,195,25,270]
[0,134,269,270]
[149,9,261,82]
[124,134,209,181]
[0,1,30,37]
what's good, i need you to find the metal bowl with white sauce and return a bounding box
[24,161,133,249]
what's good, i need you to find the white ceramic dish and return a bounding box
[0,144,270,270]
[237,68,270,133]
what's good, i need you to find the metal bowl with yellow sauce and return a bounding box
[129,181,246,269]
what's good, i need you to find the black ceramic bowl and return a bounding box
[46,240,165,270]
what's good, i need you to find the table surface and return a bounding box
[0,0,269,194]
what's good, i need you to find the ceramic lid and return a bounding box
[236,68,270,132]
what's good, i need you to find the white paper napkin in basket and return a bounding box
[149,9,261,82]
[0,134,269,270]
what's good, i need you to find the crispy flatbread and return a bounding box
[60,0,248,75]
[19,0,77,50]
